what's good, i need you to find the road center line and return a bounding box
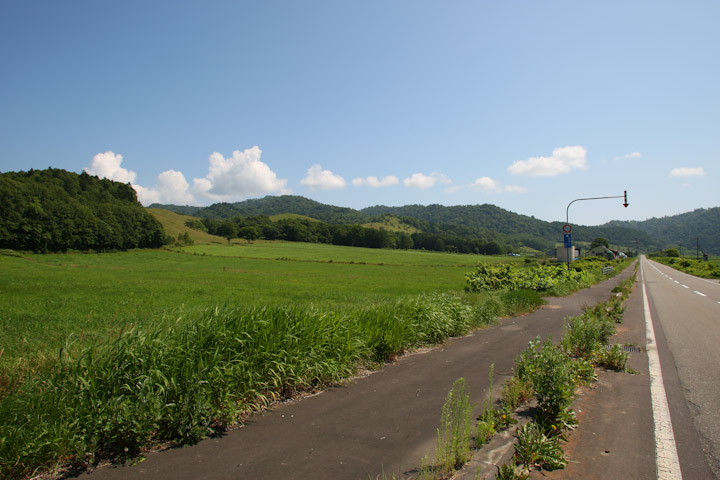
[674,281,679,284]
[693,291,706,297]
[681,285,689,289]
[642,263,683,480]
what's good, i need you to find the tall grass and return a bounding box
[0,293,496,479]
[0,246,503,367]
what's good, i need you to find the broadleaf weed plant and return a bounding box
[514,421,567,471]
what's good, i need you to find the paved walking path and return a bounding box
[77,267,637,480]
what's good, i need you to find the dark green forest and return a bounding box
[153,195,680,253]
[0,169,167,252]
[606,207,720,256]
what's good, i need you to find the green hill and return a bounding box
[0,168,166,252]
[148,195,717,254]
[604,207,720,255]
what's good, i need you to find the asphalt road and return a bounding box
[642,257,720,478]
[74,266,636,480]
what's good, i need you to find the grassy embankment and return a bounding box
[649,255,720,279]
[0,242,627,479]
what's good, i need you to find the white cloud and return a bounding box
[446,177,527,194]
[508,146,588,176]
[352,175,399,188]
[470,176,500,192]
[403,172,451,189]
[84,151,137,183]
[614,152,642,160]
[85,146,290,206]
[127,170,196,206]
[193,146,289,200]
[669,167,706,177]
[300,164,347,190]
[504,185,528,193]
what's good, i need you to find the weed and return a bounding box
[597,345,629,371]
[514,422,567,471]
[501,376,533,411]
[496,462,530,480]
[435,378,474,473]
[516,339,575,422]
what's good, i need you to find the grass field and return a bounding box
[0,242,632,479]
[0,242,519,367]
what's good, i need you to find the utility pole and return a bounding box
[696,237,700,261]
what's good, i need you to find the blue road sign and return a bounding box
[564,233,572,248]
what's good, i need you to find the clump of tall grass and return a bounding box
[0,292,497,480]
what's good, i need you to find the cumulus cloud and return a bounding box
[136,170,195,205]
[300,164,347,190]
[85,146,290,206]
[470,176,500,192]
[614,152,642,160]
[193,146,288,200]
[508,146,588,176]
[352,175,399,188]
[403,172,451,189]
[669,167,706,177]
[446,177,527,194]
[504,185,528,193]
[84,151,137,183]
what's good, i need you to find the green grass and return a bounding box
[146,208,226,244]
[650,255,720,279]
[0,243,621,479]
[0,243,520,367]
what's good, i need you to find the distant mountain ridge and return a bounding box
[605,207,720,256]
[149,196,719,254]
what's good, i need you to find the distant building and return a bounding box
[587,246,616,260]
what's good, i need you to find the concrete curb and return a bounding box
[451,405,534,480]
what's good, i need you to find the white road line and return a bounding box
[674,281,679,284]
[682,285,689,289]
[642,263,683,480]
[694,291,706,297]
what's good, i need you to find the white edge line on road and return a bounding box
[642,262,683,480]
[693,291,706,297]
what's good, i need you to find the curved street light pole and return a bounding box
[566,191,628,226]
[563,191,628,265]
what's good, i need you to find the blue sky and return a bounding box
[1,1,717,226]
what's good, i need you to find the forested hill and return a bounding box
[151,195,367,224]
[604,207,720,255]
[0,168,167,252]
[152,195,664,252]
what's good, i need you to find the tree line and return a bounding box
[190,215,505,254]
[0,168,167,252]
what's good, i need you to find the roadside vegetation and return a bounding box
[422,263,637,479]
[0,241,630,479]
[648,251,720,279]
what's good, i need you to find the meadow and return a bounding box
[0,242,627,479]
[0,242,517,367]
